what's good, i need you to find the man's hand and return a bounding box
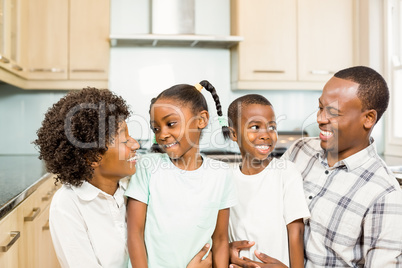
[229,240,255,266]
[187,244,212,268]
[229,250,288,268]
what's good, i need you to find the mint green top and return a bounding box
[125,153,237,268]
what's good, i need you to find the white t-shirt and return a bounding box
[125,153,237,268]
[228,158,310,266]
[49,179,129,268]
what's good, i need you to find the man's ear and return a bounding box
[363,109,377,130]
[197,110,209,129]
[229,127,238,142]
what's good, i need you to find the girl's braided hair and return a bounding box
[149,80,230,151]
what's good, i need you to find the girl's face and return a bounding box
[97,121,140,179]
[231,104,277,161]
[150,98,208,161]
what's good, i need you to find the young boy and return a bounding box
[223,94,310,268]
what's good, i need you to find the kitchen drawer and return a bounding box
[0,204,22,268]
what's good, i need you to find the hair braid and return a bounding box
[199,80,222,116]
[199,80,231,138]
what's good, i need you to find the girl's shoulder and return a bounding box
[137,153,169,166]
[202,156,231,170]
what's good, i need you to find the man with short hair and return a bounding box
[229,66,402,268]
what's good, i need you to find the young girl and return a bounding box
[125,81,237,268]
[224,94,310,268]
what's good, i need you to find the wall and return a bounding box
[109,0,385,153]
[0,83,68,154]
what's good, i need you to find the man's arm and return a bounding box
[229,251,287,268]
[127,198,148,268]
[211,208,230,268]
[363,190,402,266]
[229,240,255,266]
[187,244,213,268]
[287,219,304,268]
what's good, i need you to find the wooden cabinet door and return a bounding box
[0,0,23,75]
[69,0,110,80]
[0,210,22,268]
[233,0,297,82]
[37,206,60,268]
[297,0,355,81]
[20,0,68,80]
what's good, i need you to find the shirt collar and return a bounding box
[72,179,128,202]
[316,137,377,172]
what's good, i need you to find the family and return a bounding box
[33,66,402,268]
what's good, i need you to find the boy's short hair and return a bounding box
[33,87,130,187]
[334,66,389,123]
[224,94,272,139]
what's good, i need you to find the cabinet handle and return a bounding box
[42,192,52,201]
[310,70,335,75]
[24,207,41,221]
[71,69,105,73]
[0,55,10,64]
[253,70,285,74]
[42,186,59,201]
[12,64,23,71]
[29,68,65,73]
[0,231,20,252]
[42,220,50,231]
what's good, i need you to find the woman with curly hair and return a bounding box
[34,87,140,267]
[34,87,213,268]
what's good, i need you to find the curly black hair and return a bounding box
[33,87,131,187]
[224,94,272,140]
[334,66,389,123]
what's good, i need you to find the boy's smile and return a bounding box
[231,103,277,170]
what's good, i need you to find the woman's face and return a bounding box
[96,121,140,180]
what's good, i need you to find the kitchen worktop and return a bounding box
[0,155,49,220]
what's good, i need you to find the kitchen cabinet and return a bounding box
[69,0,110,80]
[231,0,357,90]
[0,174,60,268]
[19,0,69,80]
[0,0,110,89]
[0,205,22,268]
[0,0,22,76]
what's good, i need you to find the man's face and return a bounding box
[317,76,369,161]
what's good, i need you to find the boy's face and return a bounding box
[150,98,207,160]
[97,121,139,179]
[232,104,277,161]
[317,76,370,161]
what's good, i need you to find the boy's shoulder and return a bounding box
[202,156,231,170]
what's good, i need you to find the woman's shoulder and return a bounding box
[50,184,77,210]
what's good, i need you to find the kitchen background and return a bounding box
[0,0,395,157]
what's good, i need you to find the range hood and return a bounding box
[110,0,243,49]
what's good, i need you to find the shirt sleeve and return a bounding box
[49,191,102,268]
[124,155,152,204]
[282,160,311,224]
[219,166,238,210]
[363,189,402,266]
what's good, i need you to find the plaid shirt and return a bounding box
[282,137,402,267]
